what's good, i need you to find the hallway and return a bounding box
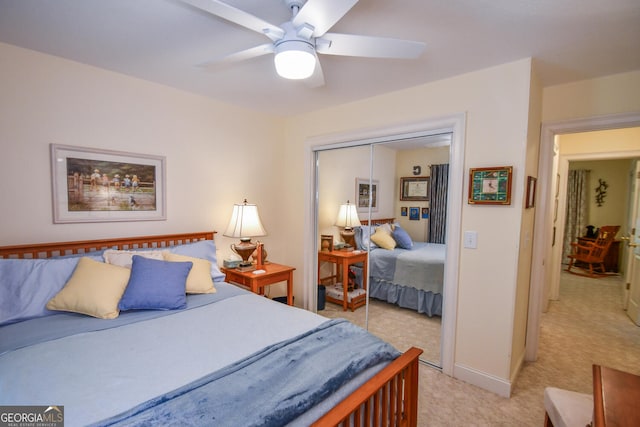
[417,271,640,425]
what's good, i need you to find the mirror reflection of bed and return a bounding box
[315,135,451,366]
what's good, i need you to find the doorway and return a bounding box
[527,114,640,361]
[305,113,466,374]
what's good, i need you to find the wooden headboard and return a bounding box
[0,231,215,259]
[360,218,395,226]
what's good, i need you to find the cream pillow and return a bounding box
[46,257,131,319]
[163,253,216,294]
[103,249,166,268]
[370,227,397,250]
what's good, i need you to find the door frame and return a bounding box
[303,113,466,376]
[527,111,640,361]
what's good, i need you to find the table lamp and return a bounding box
[334,200,361,248]
[223,199,267,269]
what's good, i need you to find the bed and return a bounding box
[355,219,445,317]
[0,231,422,426]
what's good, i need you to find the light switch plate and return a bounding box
[464,231,478,249]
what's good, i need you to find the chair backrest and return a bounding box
[591,225,620,260]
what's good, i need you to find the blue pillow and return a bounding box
[0,255,103,326]
[118,256,192,311]
[392,225,414,249]
[169,240,225,282]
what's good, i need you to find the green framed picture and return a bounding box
[468,166,513,205]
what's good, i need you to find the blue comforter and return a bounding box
[369,242,445,294]
[98,319,399,427]
[1,283,399,426]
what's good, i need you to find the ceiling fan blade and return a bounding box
[181,0,284,41]
[293,0,358,37]
[316,33,425,59]
[304,59,325,88]
[198,43,275,70]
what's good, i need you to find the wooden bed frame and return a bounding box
[0,231,422,426]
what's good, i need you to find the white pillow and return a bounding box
[103,249,166,268]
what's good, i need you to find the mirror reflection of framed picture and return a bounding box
[355,178,379,213]
[400,176,429,201]
[409,207,420,220]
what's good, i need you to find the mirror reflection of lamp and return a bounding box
[334,201,361,248]
[223,199,267,269]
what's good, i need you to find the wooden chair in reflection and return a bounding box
[566,225,620,277]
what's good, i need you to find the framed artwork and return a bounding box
[526,176,537,208]
[422,207,430,219]
[50,144,166,223]
[409,207,420,220]
[356,178,379,213]
[468,166,513,205]
[400,176,430,201]
[400,207,408,217]
[320,235,334,252]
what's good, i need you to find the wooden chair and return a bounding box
[566,225,620,277]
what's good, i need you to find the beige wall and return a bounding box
[569,158,633,230]
[285,58,536,391]
[0,43,289,277]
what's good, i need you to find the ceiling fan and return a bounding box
[181,0,426,87]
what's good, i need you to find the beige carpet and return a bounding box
[320,271,640,426]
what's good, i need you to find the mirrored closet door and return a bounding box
[314,133,451,367]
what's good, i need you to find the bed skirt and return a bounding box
[368,278,442,317]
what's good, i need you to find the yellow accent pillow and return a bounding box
[163,253,216,294]
[370,227,397,250]
[46,257,131,319]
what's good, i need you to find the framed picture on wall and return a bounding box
[400,176,430,201]
[401,207,408,217]
[50,144,166,223]
[526,176,537,208]
[422,207,430,219]
[468,166,513,205]
[355,178,379,213]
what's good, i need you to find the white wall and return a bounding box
[0,43,292,287]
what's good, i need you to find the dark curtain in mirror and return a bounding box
[428,163,449,244]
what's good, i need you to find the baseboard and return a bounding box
[453,363,512,398]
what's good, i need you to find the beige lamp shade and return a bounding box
[223,199,267,238]
[334,201,361,229]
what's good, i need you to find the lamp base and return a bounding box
[236,264,256,272]
[340,228,356,249]
[231,238,257,268]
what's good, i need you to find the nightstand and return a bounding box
[222,263,295,305]
[318,250,368,311]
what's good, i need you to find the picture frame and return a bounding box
[355,178,379,213]
[50,144,166,223]
[320,234,334,252]
[400,176,430,201]
[422,207,430,219]
[468,166,513,205]
[400,207,408,217]
[409,207,420,220]
[526,176,537,208]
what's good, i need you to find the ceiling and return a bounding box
[1,0,639,117]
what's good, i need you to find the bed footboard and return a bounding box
[312,346,423,427]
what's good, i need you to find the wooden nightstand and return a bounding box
[222,263,295,305]
[318,250,368,311]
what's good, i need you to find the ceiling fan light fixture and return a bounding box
[274,40,316,80]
